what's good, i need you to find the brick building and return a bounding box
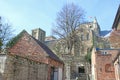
[91,48,118,80]
[4,30,64,80]
[110,5,120,80]
[109,5,120,49]
[91,5,120,80]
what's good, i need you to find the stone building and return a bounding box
[4,30,64,80]
[32,28,46,43]
[45,18,101,80]
[91,48,119,80]
[45,36,57,41]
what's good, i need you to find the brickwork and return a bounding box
[4,30,64,80]
[96,53,115,80]
[92,49,119,80]
[109,30,120,48]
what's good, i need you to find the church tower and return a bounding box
[91,17,101,36]
[32,28,46,43]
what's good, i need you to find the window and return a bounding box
[101,51,108,55]
[90,26,92,28]
[105,64,113,72]
[86,34,89,40]
[81,35,84,41]
[78,66,85,73]
[32,31,37,38]
[104,52,107,54]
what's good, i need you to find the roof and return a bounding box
[96,48,120,51]
[113,52,120,63]
[8,30,63,63]
[32,36,62,62]
[112,5,120,29]
[100,30,111,37]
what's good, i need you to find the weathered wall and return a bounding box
[95,52,116,80]
[109,30,120,48]
[4,54,48,80]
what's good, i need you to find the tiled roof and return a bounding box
[8,30,63,63]
[31,36,63,63]
[112,5,120,29]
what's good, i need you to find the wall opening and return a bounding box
[78,66,85,73]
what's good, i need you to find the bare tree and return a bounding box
[52,3,85,54]
[0,16,13,48]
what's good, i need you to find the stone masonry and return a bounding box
[4,54,48,80]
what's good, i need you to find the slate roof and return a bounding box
[8,30,63,63]
[31,36,63,63]
[100,30,111,37]
[112,5,120,29]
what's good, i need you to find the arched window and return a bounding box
[105,64,113,72]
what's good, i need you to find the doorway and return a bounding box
[78,66,85,73]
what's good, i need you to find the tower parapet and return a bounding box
[32,28,46,43]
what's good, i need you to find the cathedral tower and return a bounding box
[32,28,46,43]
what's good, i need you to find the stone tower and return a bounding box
[32,28,46,43]
[91,17,101,36]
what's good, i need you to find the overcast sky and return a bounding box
[0,0,119,36]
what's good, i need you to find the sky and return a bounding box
[0,0,119,36]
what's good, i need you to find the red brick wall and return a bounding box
[95,52,116,80]
[109,30,120,48]
[8,31,64,80]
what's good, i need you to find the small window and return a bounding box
[104,52,107,54]
[81,35,84,41]
[90,26,92,28]
[86,34,89,40]
[101,51,108,55]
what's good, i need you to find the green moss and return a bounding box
[0,39,2,46]
[85,46,93,64]
[85,52,91,64]
[6,30,26,48]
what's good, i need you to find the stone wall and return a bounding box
[4,54,48,80]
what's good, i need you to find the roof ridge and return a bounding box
[31,35,63,63]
